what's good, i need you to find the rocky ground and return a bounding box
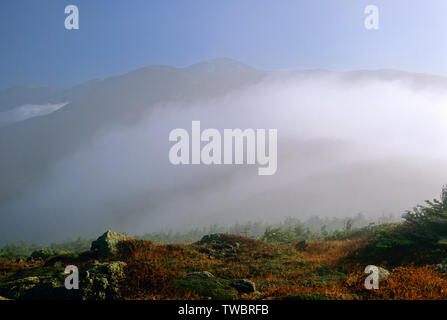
[1,230,446,300]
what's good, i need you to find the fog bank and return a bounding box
[1,71,446,244]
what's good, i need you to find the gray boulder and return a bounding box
[377,267,390,280]
[435,264,447,273]
[0,275,75,300]
[0,276,41,299]
[229,279,256,294]
[80,261,127,300]
[294,240,307,251]
[91,230,127,257]
[197,234,227,245]
[0,261,127,300]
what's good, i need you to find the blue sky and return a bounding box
[1,0,447,88]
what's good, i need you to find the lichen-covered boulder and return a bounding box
[0,261,127,300]
[0,276,41,299]
[377,267,390,280]
[435,263,447,273]
[80,261,126,300]
[90,230,127,257]
[0,275,74,300]
[196,234,244,259]
[197,234,227,245]
[229,279,256,294]
[175,274,238,300]
[294,240,307,251]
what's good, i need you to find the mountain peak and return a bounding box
[183,58,255,74]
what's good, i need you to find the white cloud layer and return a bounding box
[2,73,447,243]
[0,102,68,127]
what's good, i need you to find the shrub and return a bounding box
[30,248,68,261]
[353,189,447,266]
[262,227,294,244]
[0,242,42,260]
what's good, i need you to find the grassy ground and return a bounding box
[1,232,447,300]
[114,233,447,300]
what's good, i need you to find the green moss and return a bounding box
[307,262,346,286]
[174,275,238,300]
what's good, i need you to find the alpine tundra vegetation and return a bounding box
[0,188,446,300]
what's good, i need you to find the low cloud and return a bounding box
[0,102,68,128]
[1,73,447,244]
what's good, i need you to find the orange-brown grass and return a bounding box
[0,258,44,282]
[260,285,358,300]
[115,236,365,300]
[116,237,292,299]
[301,239,368,264]
[0,259,24,280]
[344,266,447,300]
[3,235,439,300]
[117,240,211,299]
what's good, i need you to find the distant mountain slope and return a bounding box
[183,58,256,75]
[0,59,266,203]
[0,102,69,128]
[1,60,446,204]
[0,83,66,113]
[1,58,446,244]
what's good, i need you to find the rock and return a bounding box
[435,264,447,273]
[91,230,127,257]
[0,261,127,300]
[229,279,256,294]
[377,267,390,280]
[197,234,228,245]
[0,275,74,300]
[0,276,40,299]
[80,261,126,300]
[294,240,307,251]
[196,234,243,259]
[175,275,238,300]
[186,271,214,278]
